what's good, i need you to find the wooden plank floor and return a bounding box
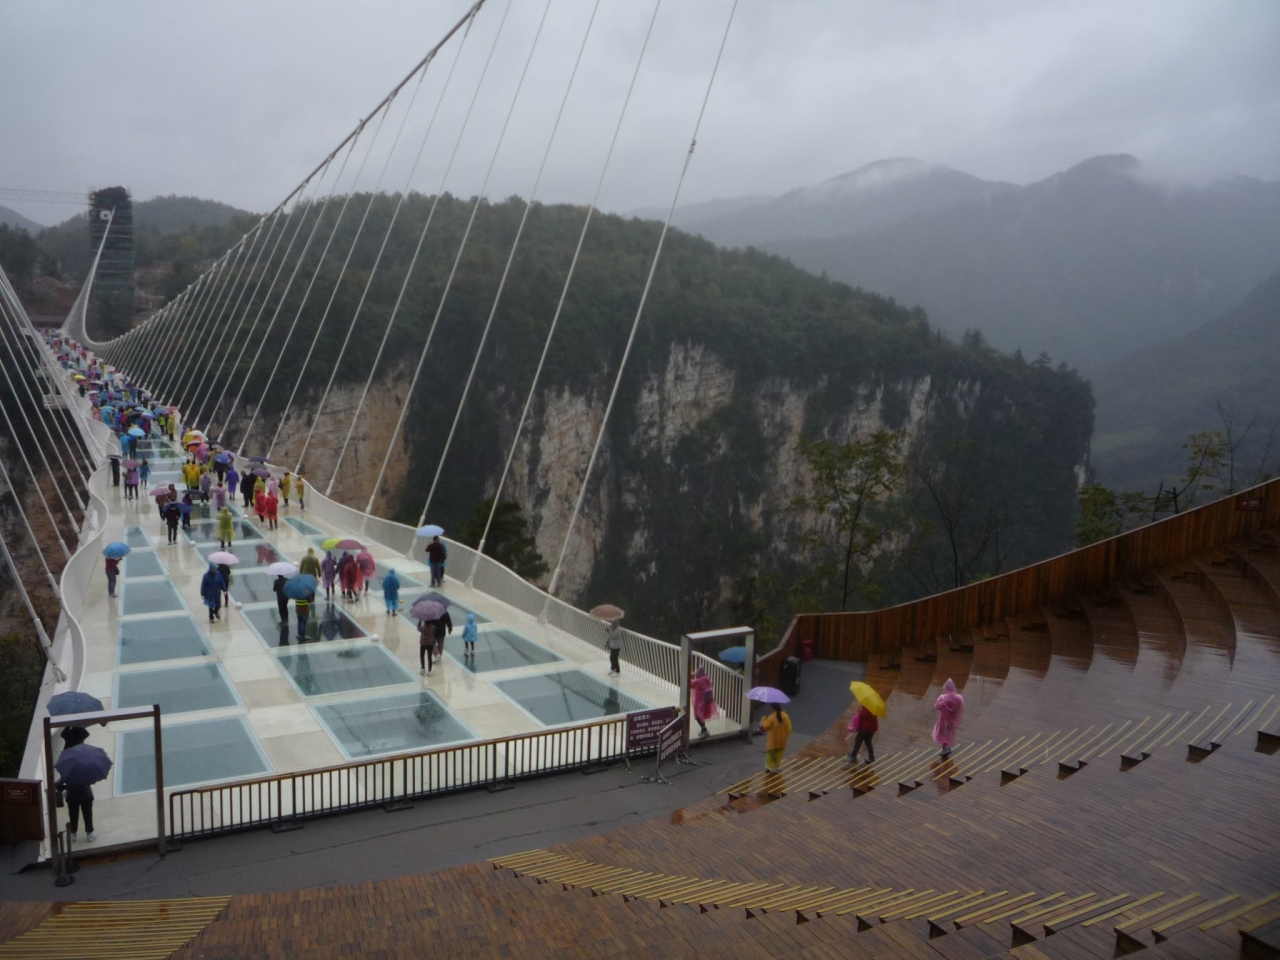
[3,537,1279,959]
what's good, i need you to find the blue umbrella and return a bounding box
[127,426,145,438]
[212,453,232,464]
[102,542,131,559]
[417,524,445,538]
[175,501,193,515]
[718,645,747,665]
[48,691,104,716]
[282,574,318,599]
[54,743,113,787]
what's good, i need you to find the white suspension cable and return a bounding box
[463,0,656,575]
[542,0,739,608]
[140,280,203,396]
[152,249,237,403]
[231,129,368,454]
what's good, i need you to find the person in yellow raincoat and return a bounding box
[217,506,235,549]
[296,472,307,511]
[182,459,201,491]
[758,703,792,773]
[280,471,293,506]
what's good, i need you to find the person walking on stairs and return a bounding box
[847,705,878,764]
[933,678,964,758]
[758,702,792,774]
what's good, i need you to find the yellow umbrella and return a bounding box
[321,537,343,550]
[71,373,86,381]
[849,681,886,718]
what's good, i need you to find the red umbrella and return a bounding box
[336,539,362,551]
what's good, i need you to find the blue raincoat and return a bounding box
[382,568,400,612]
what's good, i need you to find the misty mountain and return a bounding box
[1091,268,1280,492]
[0,204,47,234]
[679,158,1015,246]
[719,155,1280,373]
[630,194,769,226]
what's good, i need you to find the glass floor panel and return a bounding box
[494,670,646,726]
[315,691,476,759]
[284,517,324,537]
[116,716,270,795]
[184,518,263,543]
[276,644,415,697]
[122,550,165,579]
[242,602,370,648]
[115,662,239,714]
[371,563,425,595]
[124,526,152,547]
[118,579,186,616]
[195,542,282,568]
[401,591,491,625]
[118,615,210,665]
[446,629,561,674]
[227,571,282,605]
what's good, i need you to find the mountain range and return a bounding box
[672,155,1280,375]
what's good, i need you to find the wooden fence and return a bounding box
[787,478,1279,663]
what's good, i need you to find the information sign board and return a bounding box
[626,707,677,751]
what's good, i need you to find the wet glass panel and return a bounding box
[315,691,475,758]
[195,542,282,568]
[116,717,270,794]
[494,670,646,726]
[115,662,238,714]
[284,517,324,537]
[446,629,560,674]
[243,601,370,648]
[124,526,151,547]
[121,550,165,579]
[227,571,282,605]
[117,615,210,665]
[276,644,415,697]
[184,518,263,543]
[119,579,185,616]
[369,563,425,596]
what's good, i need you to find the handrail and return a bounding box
[790,475,1280,662]
[169,713,645,840]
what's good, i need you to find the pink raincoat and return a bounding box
[932,678,964,748]
[211,484,227,511]
[691,667,719,724]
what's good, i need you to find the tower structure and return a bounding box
[88,185,134,338]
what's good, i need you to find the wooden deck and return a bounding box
[3,519,1280,958]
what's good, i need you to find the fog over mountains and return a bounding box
[671,155,1280,376]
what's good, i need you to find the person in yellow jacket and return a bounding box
[182,459,201,491]
[296,472,307,511]
[280,471,293,506]
[758,703,792,773]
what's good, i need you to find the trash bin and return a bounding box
[780,656,801,698]
[799,636,815,661]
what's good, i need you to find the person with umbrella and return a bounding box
[933,678,965,758]
[164,498,182,544]
[55,742,112,844]
[606,618,623,675]
[321,550,338,600]
[758,699,793,774]
[294,585,315,641]
[340,552,359,602]
[690,665,719,738]
[845,682,886,764]
[102,542,128,598]
[426,535,447,588]
[200,562,226,622]
[215,559,234,610]
[212,452,229,484]
[382,567,400,615]
[179,491,195,529]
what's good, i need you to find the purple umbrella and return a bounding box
[409,598,447,621]
[252,468,270,478]
[747,686,790,705]
[54,743,113,787]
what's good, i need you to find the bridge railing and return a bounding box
[169,715,641,840]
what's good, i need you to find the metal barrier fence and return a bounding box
[169,715,637,840]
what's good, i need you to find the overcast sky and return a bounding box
[2,0,1278,226]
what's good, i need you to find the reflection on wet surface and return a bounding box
[276,644,415,696]
[316,691,475,758]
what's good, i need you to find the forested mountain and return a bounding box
[692,155,1280,374]
[108,193,1093,643]
[1092,269,1280,491]
[0,204,47,233]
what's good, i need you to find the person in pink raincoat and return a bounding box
[211,482,228,512]
[356,549,376,595]
[321,551,338,601]
[690,666,719,739]
[932,678,965,758]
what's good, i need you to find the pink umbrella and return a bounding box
[209,551,240,566]
[336,539,362,551]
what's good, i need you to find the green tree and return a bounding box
[793,430,908,610]
[461,498,548,581]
